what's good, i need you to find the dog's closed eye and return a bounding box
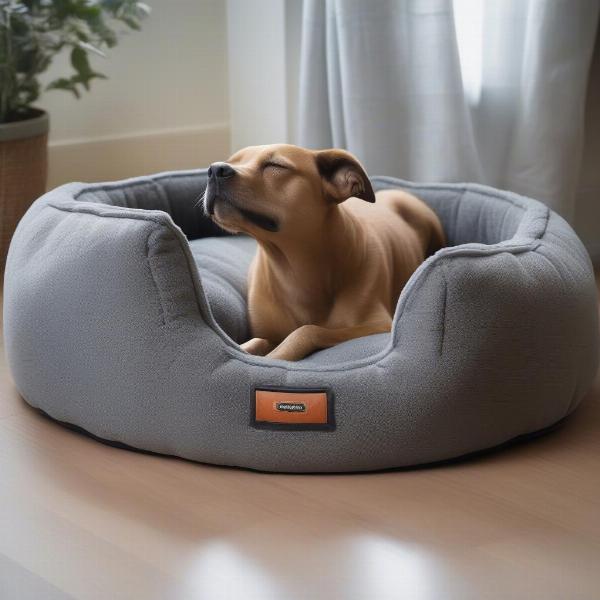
[262,161,289,172]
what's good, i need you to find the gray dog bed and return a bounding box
[3,170,599,472]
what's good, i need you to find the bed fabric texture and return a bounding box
[3,170,598,472]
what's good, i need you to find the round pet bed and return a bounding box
[3,170,598,472]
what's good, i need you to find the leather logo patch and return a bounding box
[253,387,334,430]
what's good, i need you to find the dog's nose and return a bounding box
[208,162,236,180]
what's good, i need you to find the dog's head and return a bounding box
[202,144,375,239]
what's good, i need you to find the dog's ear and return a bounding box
[315,149,375,204]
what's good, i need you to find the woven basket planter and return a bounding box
[0,110,49,274]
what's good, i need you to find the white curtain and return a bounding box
[298,0,600,241]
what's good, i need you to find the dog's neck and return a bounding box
[255,205,367,302]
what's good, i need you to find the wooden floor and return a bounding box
[1,289,599,600]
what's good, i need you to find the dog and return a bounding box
[203,144,445,361]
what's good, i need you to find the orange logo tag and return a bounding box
[253,388,333,430]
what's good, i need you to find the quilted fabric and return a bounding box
[3,169,598,472]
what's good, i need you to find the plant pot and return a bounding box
[0,109,49,275]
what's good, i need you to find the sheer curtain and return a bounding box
[298,0,600,248]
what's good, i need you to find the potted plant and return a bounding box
[0,0,149,272]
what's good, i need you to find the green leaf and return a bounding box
[120,15,140,30]
[18,77,40,104]
[71,45,92,78]
[46,77,81,98]
[73,3,102,22]
[136,3,151,16]
[77,41,107,57]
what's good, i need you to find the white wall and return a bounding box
[227,0,302,152]
[39,0,230,187]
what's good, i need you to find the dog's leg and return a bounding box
[267,321,391,361]
[240,337,276,356]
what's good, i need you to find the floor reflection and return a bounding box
[181,540,285,599]
[351,535,437,600]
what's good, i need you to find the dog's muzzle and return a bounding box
[208,162,236,181]
[203,163,279,232]
[205,162,236,215]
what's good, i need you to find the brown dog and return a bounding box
[203,144,445,361]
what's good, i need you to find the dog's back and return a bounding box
[341,189,445,314]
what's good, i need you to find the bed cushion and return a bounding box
[189,236,256,342]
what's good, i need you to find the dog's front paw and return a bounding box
[240,338,274,356]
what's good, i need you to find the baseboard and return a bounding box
[48,122,230,188]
